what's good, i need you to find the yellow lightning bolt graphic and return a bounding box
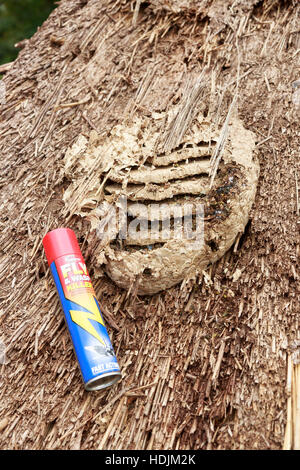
[70,295,105,346]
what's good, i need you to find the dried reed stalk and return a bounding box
[284,349,300,450]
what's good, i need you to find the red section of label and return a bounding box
[55,253,95,302]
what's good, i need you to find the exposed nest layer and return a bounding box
[63,112,259,294]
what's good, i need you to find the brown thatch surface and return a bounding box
[0,0,300,450]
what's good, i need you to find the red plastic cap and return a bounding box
[43,228,82,266]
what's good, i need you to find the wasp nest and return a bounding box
[63,110,259,295]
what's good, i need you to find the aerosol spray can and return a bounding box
[43,228,121,391]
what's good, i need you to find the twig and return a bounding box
[264,72,271,92]
[296,174,299,216]
[209,95,236,188]
[284,348,300,449]
[82,111,99,133]
[283,355,292,450]
[132,0,142,27]
[222,68,253,91]
[256,135,273,147]
[212,341,226,382]
[54,97,90,110]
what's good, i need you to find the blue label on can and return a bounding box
[50,254,120,385]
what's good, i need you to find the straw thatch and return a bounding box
[0,0,300,450]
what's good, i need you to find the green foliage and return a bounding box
[0,0,56,64]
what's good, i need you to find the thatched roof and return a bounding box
[0,0,300,449]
